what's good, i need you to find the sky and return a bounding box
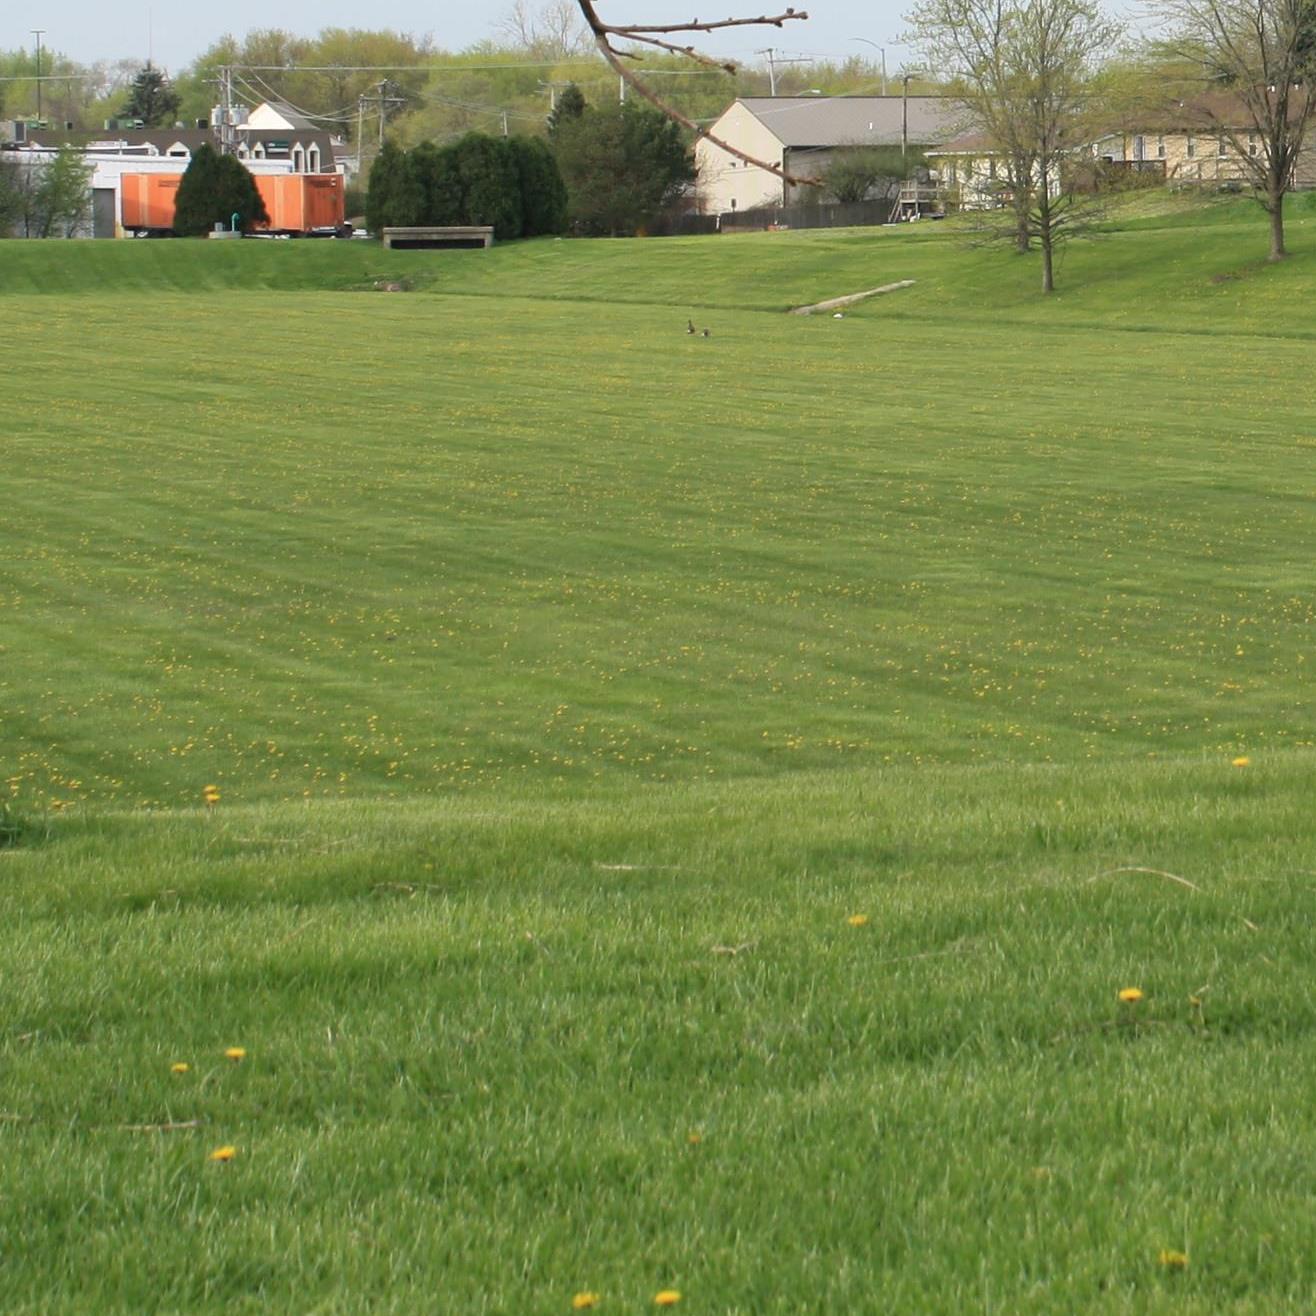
[20,1,920,80]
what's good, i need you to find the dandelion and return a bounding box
[654,1292,682,1307]
[687,1131,702,1145]
[1157,1249,1188,1270]
[572,1295,600,1310]
[209,1145,237,1162]
[170,1062,190,1075]
[847,914,869,927]
[1231,756,1250,767]
[224,1046,246,1061]
[203,784,220,806]
[1118,987,1144,1004]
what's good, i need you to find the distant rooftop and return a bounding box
[734,96,966,149]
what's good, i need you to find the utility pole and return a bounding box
[31,30,45,123]
[902,73,911,161]
[218,65,236,155]
[756,47,812,96]
[357,93,367,175]
[378,81,387,149]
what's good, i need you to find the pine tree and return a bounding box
[172,144,269,236]
[365,141,406,234]
[546,83,586,140]
[123,64,181,128]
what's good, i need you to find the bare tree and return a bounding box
[908,0,1119,291]
[1154,0,1316,259]
[571,0,814,183]
[501,0,595,59]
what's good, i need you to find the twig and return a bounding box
[1086,866,1201,892]
[711,941,756,956]
[573,0,819,186]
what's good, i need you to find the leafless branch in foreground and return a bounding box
[572,0,820,184]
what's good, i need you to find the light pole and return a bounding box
[850,37,887,96]
[902,73,911,162]
[31,29,45,123]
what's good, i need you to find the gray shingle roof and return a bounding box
[736,96,965,149]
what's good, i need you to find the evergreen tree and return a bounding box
[365,141,407,234]
[123,63,181,127]
[546,83,586,140]
[450,134,524,240]
[508,136,568,236]
[553,100,695,236]
[172,144,269,235]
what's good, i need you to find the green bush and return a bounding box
[365,133,568,241]
[173,144,269,236]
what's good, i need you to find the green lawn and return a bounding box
[2,202,1315,1311]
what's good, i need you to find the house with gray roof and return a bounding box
[695,96,963,214]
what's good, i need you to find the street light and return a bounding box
[31,29,45,124]
[850,37,887,96]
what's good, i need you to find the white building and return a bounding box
[695,96,962,214]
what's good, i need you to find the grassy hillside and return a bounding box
[3,203,1316,1311]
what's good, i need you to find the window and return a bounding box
[307,146,320,173]
[1217,135,1228,157]
[1248,132,1259,156]
[1133,135,1145,160]
[1186,135,1196,158]
[292,146,305,172]
[167,143,189,159]
[1156,135,1166,159]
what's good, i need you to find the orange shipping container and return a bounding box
[253,174,345,232]
[120,174,183,231]
[120,170,344,234]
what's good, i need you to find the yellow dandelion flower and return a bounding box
[1231,756,1250,767]
[654,1292,682,1307]
[1158,1249,1188,1270]
[687,1131,702,1145]
[572,1295,600,1310]
[224,1046,246,1061]
[1118,988,1144,1004]
[208,1145,237,1162]
[847,914,869,927]
[170,1062,190,1075]
[203,785,220,805]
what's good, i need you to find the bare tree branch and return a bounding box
[572,0,821,185]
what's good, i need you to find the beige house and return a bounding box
[695,96,960,214]
[1089,127,1316,187]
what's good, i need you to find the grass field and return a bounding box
[3,195,1316,1312]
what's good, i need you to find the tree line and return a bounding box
[365,85,693,238]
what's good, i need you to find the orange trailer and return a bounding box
[253,174,345,233]
[120,171,345,235]
[120,173,183,232]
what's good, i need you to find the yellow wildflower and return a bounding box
[571,1295,600,1310]
[847,914,869,927]
[170,1062,190,1075]
[1118,988,1144,1004]
[654,1293,681,1307]
[687,1131,702,1145]
[1231,756,1250,767]
[209,1145,237,1162]
[224,1046,246,1061]
[203,785,220,805]
[1158,1249,1188,1270]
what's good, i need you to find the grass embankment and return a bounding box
[2,202,1316,1311]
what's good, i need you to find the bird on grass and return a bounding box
[701,327,711,338]
[686,319,696,334]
